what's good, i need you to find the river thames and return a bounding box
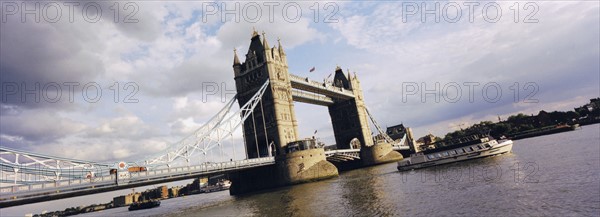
[75,124,600,216]
[3,124,598,216]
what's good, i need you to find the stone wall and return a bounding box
[229,148,338,195]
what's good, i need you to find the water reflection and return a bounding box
[246,180,333,216]
[338,165,397,216]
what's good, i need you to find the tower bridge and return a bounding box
[0,30,409,207]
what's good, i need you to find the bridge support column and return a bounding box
[360,141,404,166]
[229,148,337,195]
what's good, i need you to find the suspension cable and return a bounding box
[259,100,269,156]
[241,113,249,159]
[219,128,224,162]
[251,109,260,158]
[231,124,235,161]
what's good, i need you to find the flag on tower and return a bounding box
[309,67,316,72]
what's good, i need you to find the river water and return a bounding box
[6,124,600,216]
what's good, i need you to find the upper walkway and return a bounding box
[289,74,355,100]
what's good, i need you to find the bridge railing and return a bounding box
[324,149,361,157]
[0,157,275,197]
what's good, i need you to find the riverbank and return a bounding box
[29,178,230,217]
[442,97,600,142]
[508,124,578,140]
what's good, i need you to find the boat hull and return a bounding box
[128,200,161,211]
[397,140,513,171]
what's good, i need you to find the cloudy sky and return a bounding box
[1,1,598,163]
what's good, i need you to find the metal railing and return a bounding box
[324,149,361,157]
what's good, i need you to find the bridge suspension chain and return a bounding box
[0,147,112,184]
[364,106,403,146]
[138,94,238,167]
[140,79,271,168]
[0,79,271,184]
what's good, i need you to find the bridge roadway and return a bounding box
[325,146,409,162]
[0,157,275,207]
[0,146,409,207]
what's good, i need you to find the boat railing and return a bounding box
[433,133,488,148]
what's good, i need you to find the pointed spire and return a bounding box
[233,48,240,65]
[278,37,285,55]
[262,31,270,50]
[347,69,352,79]
[251,27,259,38]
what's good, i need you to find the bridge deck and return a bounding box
[0,157,275,207]
[0,146,410,207]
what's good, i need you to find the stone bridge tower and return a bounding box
[233,30,298,158]
[229,29,401,195]
[328,67,374,149]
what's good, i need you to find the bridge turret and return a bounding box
[262,31,270,49]
[347,69,354,90]
[332,66,351,90]
[262,32,271,62]
[233,48,242,76]
[251,27,259,38]
[277,38,285,55]
[233,29,299,159]
[272,46,280,62]
[277,38,287,64]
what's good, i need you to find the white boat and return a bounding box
[202,180,232,193]
[397,138,513,171]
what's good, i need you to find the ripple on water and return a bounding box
[158,125,600,217]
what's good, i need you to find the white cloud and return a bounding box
[0,110,87,144]
[0,1,597,163]
[327,1,599,138]
[169,117,202,136]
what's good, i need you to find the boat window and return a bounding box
[427,155,435,159]
[461,149,466,153]
[477,145,483,150]
[436,153,442,158]
[484,144,491,148]
[469,147,475,152]
[442,152,449,157]
[451,150,457,155]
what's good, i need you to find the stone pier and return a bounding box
[230,148,338,195]
[360,142,404,166]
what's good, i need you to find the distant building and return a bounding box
[140,185,168,201]
[113,192,140,207]
[113,195,132,207]
[169,186,180,198]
